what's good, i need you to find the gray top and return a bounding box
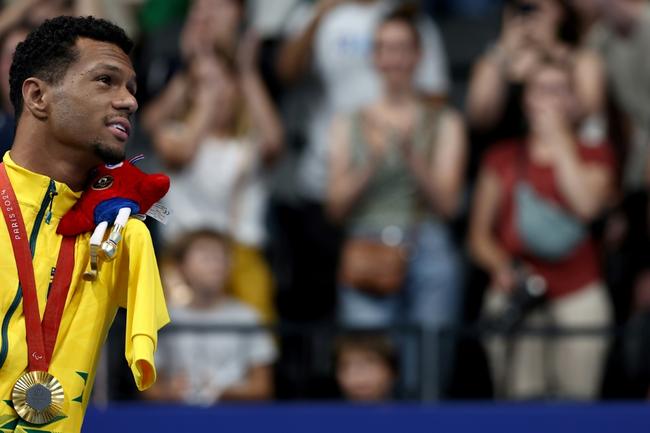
[345,104,444,235]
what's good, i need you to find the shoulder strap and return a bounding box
[348,110,369,165]
[414,103,445,159]
[411,104,446,220]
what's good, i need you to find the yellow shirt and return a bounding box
[0,153,170,433]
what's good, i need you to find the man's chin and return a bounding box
[92,142,126,165]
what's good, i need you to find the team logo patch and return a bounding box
[92,175,113,190]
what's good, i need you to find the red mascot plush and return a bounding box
[58,155,170,280]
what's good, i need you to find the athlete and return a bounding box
[0,16,169,433]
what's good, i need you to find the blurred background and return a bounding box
[1,0,650,431]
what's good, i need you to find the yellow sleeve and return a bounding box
[114,219,170,391]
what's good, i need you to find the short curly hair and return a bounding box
[9,16,133,120]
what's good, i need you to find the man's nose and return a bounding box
[114,89,138,114]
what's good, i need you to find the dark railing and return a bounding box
[94,322,645,404]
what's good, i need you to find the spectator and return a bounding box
[602,194,650,398]
[278,0,448,202]
[335,332,398,401]
[466,0,606,142]
[181,0,244,58]
[587,0,650,191]
[324,9,465,399]
[0,0,40,36]
[469,57,615,399]
[272,0,449,321]
[142,34,283,322]
[620,268,650,398]
[149,229,277,404]
[136,0,245,104]
[327,7,465,331]
[0,0,104,34]
[604,187,650,321]
[0,23,30,155]
[571,0,650,350]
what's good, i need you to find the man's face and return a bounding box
[47,38,137,164]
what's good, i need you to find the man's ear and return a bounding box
[21,77,50,120]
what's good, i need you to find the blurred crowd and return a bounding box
[2,0,650,403]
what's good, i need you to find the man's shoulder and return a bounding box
[123,217,153,238]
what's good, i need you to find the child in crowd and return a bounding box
[335,333,398,401]
[148,229,277,404]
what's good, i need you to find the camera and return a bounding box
[488,270,547,335]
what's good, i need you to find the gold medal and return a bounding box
[12,371,65,424]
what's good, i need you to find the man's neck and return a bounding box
[11,124,96,191]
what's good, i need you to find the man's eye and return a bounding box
[98,76,112,85]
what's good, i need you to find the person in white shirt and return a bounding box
[143,32,283,322]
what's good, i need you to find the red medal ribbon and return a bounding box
[0,164,75,372]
